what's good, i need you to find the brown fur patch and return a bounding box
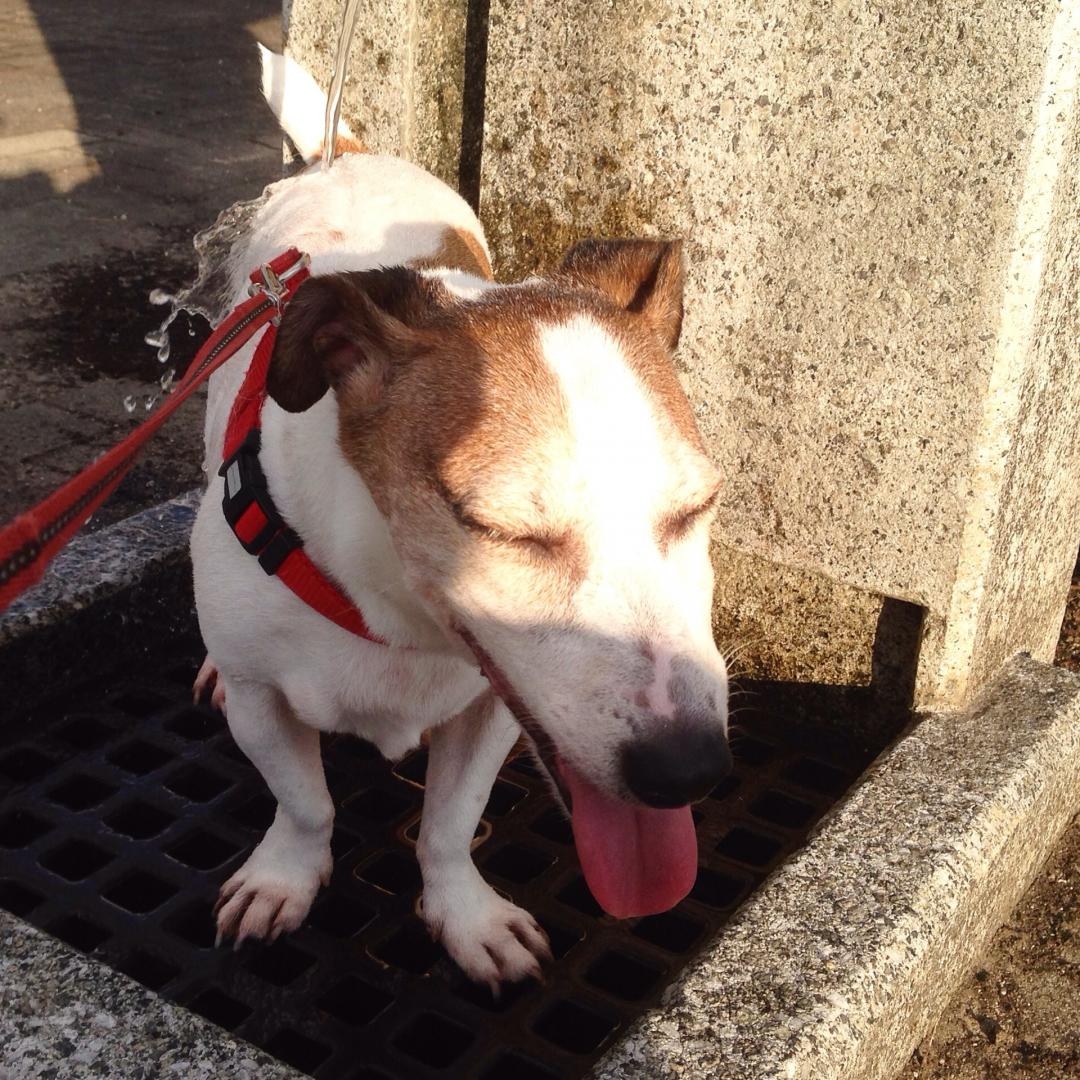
[309,133,368,165]
[408,226,493,281]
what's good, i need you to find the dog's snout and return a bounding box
[620,720,732,808]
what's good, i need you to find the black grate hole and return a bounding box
[229,792,275,831]
[454,972,537,1014]
[393,1012,475,1068]
[309,893,377,939]
[342,786,414,825]
[749,790,818,828]
[632,910,704,953]
[355,850,420,896]
[108,739,172,775]
[538,917,585,960]
[480,1053,560,1080]
[0,879,44,916]
[49,914,110,952]
[709,774,741,801]
[166,708,224,741]
[263,1029,332,1074]
[485,778,529,818]
[371,921,444,974]
[317,975,393,1026]
[106,801,174,840]
[691,867,750,909]
[40,839,114,881]
[331,826,364,861]
[163,764,231,803]
[167,829,240,870]
[327,735,380,761]
[166,901,216,949]
[188,987,252,1031]
[732,736,776,765]
[533,999,617,1055]
[54,716,114,750]
[45,774,115,811]
[484,844,556,884]
[391,750,428,787]
[246,940,315,986]
[784,757,851,795]
[110,689,170,717]
[529,807,573,846]
[585,951,663,1002]
[0,746,56,784]
[716,827,782,867]
[117,949,179,991]
[103,871,178,914]
[0,809,53,848]
[557,875,603,917]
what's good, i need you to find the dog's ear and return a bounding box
[557,238,685,350]
[266,268,441,413]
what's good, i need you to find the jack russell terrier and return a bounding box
[189,48,731,990]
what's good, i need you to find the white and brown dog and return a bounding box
[190,49,731,990]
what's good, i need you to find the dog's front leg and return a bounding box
[418,693,552,991]
[214,677,333,947]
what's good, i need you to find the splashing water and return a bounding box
[139,187,272,400]
[322,0,363,172]
[123,394,137,413]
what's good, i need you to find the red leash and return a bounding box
[0,248,310,612]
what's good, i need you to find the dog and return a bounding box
[189,48,732,990]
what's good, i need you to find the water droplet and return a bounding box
[148,287,173,306]
[159,368,176,393]
[123,395,137,413]
[156,339,171,364]
[143,394,158,411]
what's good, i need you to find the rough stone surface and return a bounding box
[284,0,466,187]
[480,0,1080,707]
[0,911,301,1080]
[592,654,1080,1080]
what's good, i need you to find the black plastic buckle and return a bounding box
[218,429,301,574]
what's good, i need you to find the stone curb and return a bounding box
[592,653,1080,1080]
[0,911,302,1080]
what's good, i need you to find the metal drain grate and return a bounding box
[0,657,876,1078]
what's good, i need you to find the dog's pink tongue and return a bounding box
[558,759,697,919]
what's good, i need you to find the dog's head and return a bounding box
[268,239,730,916]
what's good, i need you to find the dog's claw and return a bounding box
[422,873,552,989]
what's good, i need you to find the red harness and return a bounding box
[0,247,385,647]
[218,265,386,644]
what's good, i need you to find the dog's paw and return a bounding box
[214,834,331,947]
[423,871,553,992]
[193,655,226,715]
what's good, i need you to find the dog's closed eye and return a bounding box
[435,478,567,554]
[659,489,720,547]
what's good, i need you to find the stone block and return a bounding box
[284,0,467,188]
[480,1,1080,707]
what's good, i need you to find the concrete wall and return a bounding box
[284,0,1080,711]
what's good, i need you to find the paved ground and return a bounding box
[0,0,281,528]
[1,3,1079,1077]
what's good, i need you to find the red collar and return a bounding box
[218,252,388,645]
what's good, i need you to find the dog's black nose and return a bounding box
[620,722,732,808]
